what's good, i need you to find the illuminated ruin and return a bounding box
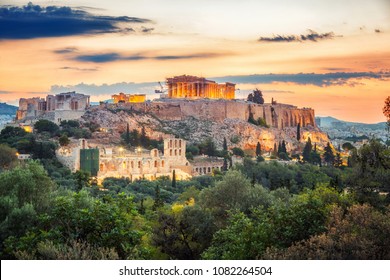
[112,92,146,103]
[166,75,235,99]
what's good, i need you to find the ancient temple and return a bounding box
[166,75,235,99]
[112,92,146,103]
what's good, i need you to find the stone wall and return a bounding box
[112,100,316,129]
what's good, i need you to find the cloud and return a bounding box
[50,82,157,96]
[375,29,382,33]
[259,30,336,43]
[69,52,223,63]
[54,47,79,54]
[141,26,154,33]
[60,66,98,72]
[0,90,12,94]
[212,72,390,87]
[0,2,151,39]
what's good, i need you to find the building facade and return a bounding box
[16,92,90,123]
[112,93,146,103]
[166,75,235,99]
[56,138,192,183]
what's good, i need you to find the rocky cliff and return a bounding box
[112,99,316,129]
[81,100,328,153]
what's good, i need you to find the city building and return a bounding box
[166,75,235,99]
[112,93,146,103]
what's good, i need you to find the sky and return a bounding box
[0,0,389,123]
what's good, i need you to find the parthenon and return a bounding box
[166,75,235,99]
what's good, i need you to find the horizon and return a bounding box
[0,1,389,123]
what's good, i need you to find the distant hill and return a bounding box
[0,102,17,115]
[316,116,387,130]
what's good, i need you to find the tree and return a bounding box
[247,88,264,104]
[383,96,390,128]
[152,185,164,210]
[172,170,176,188]
[0,161,55,257]
[222,157,228,171]
[199,138,217,157]
[125,123,130,145]
[0,144,18,170]
[323,142,335,166]
[342,142,355,151]
[223,137,228,153]
[334,153,343,168]
[297,123,301,142]
[302,137,312,162]
[140,127,149,147]
[58,134,70,146]
[73,170,90,191]
[232,147,245,157]
[33,119,59,135]
[256,142,261,157]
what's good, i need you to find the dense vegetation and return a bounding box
[1,113,390,260]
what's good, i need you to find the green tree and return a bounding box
[34,119,59,135]
[342,142,355,151]
[0,161,55,257]
[172,170,176,188]
[152,185,164,210]
[73,170,90,191]
[232,147,245,157]
[302,137,313,163]
[223,137,228,154]
[125,123,130,145]
[323,142,335,166]
[0,144,18,170]
[59,134,70,146]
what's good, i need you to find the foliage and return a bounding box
[302,137,312,162]
[232,147,245,157]
[323,142,335,166]
[247,88,265,104]
[0,144,18,170]
[297,123,301,142]
[256,142,261,157]
[0,161,55,258]
[5,191,149,259]
[34,120,59,135]
[342,142,355,151]
[58,134,70,146]
[265,204,390,259]
[230,135,240,144]
[152,206,216,259]
[202,186,352,259]
[346,140,390,205]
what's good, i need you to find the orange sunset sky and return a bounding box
[0,0,389,123]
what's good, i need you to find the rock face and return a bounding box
[113,99,316,129]
[81,100,328,153]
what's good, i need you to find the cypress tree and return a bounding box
[281,140,287,154]
[223,157,228,171]
[324,142,335,166]
[152,185,164,210]
[223,137,228,152]
[256,142,261,157]
[125,123,130,144]
[302,137,313,162]
[297,123,301,142]
[172,169,176,188]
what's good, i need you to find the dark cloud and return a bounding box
[54,47,78,54]
[0,2,151,39]
[70,52,222,63]
[141,26,154,33]
[259,30,336,43]
[60,66,98,71]
[212,72,390,87]
[0,90,12,94]
[375,29,382,33]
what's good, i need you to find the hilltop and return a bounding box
[0,102,17,115]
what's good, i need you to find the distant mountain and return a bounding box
[0,102,17,115]
[316,116,387,130]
